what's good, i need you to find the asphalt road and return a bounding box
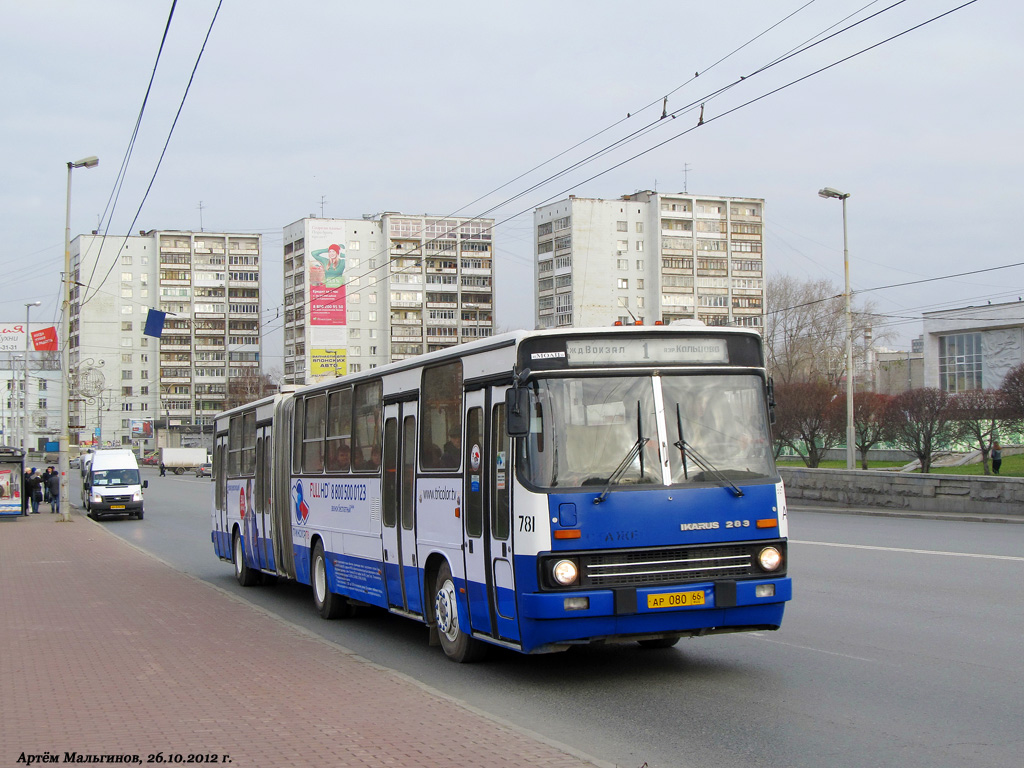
[77,468,1024,768]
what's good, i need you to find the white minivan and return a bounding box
[81,449,148,520]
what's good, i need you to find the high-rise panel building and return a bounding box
[70,230,262,451]
[283,214,494,386]
[534,191,764,329]
[0,323,61,452]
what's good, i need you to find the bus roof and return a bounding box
[214,325,763,423]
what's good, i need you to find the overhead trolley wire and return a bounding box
[83,0,224,307]
[80,0,179,301]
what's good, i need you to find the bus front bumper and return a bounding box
[520,576,792,620]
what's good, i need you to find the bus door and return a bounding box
[462,392,492,635]
[382,401,423,615]
[214,434,229,559]
[255,425,273,571]
[461,389,520,643]
[488,391,519,642]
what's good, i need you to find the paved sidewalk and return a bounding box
[0,510,605,768]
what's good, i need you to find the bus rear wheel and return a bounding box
[233,530,258,587]
[433,562,485,663]
[638,636,680,649]
[312,541,350,619]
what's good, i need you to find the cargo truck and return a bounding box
[159,447,208,474]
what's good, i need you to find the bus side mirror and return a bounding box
[767,376,776,425]
[506,388,531,437]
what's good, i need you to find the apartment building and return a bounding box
[534,191,764,329]
[69,230,262,450]
[0,328,61,451]
[283,214,494,385]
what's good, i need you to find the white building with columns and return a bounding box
[922,300,1024,392]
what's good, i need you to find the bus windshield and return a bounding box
[91,468,140,487]
[520,374,776,490]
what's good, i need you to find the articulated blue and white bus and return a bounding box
[212,326,791,661]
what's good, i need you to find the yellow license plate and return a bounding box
[110,505,125,509]
[647,590,706,609]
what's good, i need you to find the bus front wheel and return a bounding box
[233,530,258,587]
[638,636,681,649]
[312,541,350,619]
[433,562,485,663]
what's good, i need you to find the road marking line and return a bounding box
[741,633,876,662]
[791,540,1024,562]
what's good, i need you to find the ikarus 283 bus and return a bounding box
[212,326,791,661]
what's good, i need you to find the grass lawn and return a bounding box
[777,453,1024,477]
[777,459,906,470]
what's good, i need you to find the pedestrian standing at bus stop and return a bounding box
[46,467,61,514]
[26,468,43,514]
[22,467,32,515]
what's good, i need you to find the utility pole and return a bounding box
[59,155,99,522]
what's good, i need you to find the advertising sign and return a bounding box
[31,326,59,351]
[130,419,154,439]
[310,349,346,377]
[307,220,348,328]
[310,285,346,325]
[0,324,25,352]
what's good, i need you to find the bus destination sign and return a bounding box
[565,337,729,366]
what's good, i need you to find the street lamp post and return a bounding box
[23,301,41,459]
[11,354,24,449]
[59,155,99,522]
[818,187,855,470]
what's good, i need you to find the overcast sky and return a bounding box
[3,0,1020,368]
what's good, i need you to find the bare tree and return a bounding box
[773,381,844,467]
[227,368,278,410]
[949,389,1007,474]
[764,274,891,386]
[885,388,957,473]
[852,391,891,469]
[999,362,1024,428]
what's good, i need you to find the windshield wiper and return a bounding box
[674,404,743,497]
[595,401,649,504]
[594,436,649,504]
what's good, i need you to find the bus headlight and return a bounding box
[132,492,143,502]
[552,559,579,586]
[757,546,783,572]
[92,494,103,504]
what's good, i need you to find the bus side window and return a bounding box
[382,418,398,528]
[303,394,326,474]
[491,403,510,541]
[291,397,304,476]
[229,415,242,477]
[242,411,256,475]
[465,407,483,538]
[353,380,383,472]
[326,387,352,473]
[421,361,463,471]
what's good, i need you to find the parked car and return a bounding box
[141,454,160,466]
[70,457,81,468]
[196,462,213,478]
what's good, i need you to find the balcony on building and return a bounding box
[728,204,762,222]
[695,201,727,219]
